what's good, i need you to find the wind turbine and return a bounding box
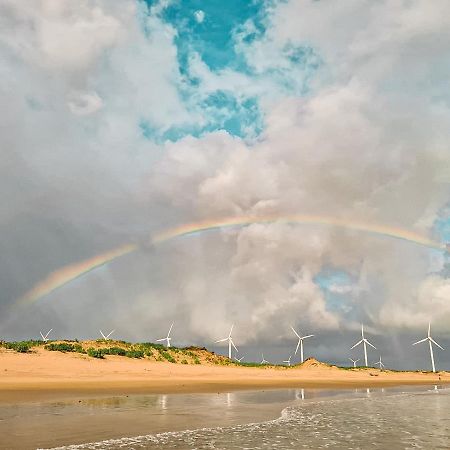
[349,357,360,368]
[290,326,314,363]
[234,356,244,363]
[412,322,444,373]
[260,353,269,364]
[215,325,238,359]
[156,323,174,348]
[350,324,376,367]
[374,356,385,370]
[283,355,292,366]
[40,329,53,342]
[99,329,115,340]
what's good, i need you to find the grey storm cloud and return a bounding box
[0,0,449,369]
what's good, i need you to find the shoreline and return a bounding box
[1,348,448,404]
[2,378,447,404]
[1,386,446,450]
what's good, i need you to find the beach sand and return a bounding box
[0,348,447,404]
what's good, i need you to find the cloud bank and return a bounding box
[1,0,449,367]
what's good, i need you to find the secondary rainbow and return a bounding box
[19,214,446,305]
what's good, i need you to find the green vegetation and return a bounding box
[234,361,265,367]
[45,342,84,353]
[101,346,126,356]
[160,350,176,363]
[87,348,105,359]
[4,341,31,353]
[125,349,144,358]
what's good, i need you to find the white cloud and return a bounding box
[1,0,450,351]
[194,10,204,24]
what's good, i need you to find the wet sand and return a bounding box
[1,390,293,450]
[1,387,445,449]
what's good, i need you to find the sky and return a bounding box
[1,0,450,370]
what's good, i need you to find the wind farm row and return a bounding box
[36,321,445,372]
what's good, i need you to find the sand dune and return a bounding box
[0,348,448,403]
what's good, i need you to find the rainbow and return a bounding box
[19,214,446,304]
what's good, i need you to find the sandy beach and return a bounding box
[1,348,447,404]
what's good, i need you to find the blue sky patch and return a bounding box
[139,0,321,142]
[314,268,356,315]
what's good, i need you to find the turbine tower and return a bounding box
[215,325,238,359]
[40,329,53,342]
[283,355,292,367]
[290,326,314,363]
[99,329,115,340]
[374,356,385,370]
[156,323,174,348]
[350,324,376,367]
[260,353,269,365]
[349,357,360,368]
[412,322,444,373]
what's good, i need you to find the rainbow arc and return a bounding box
[19,214,446,304]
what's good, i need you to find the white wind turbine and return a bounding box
[374,356,385,370]
[260,353,269,365]
[156,323,174,348]
[350,324,376,367]
[40,329,53,342]
[412,322,444,373]
[291,326,314,363]
[349,357,360,368]
[99,329,115,340]
[234,356,244,363]
[215,325,238,359]
[283,355,292,367]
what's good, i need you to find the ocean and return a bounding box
[40,387,450,450]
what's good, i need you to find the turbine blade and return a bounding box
[366,340,376,349]
[302,335,314,339]
[100,330,106,339]
[295,340,300,355]
[228,324,234,338]
[40,332,45,340]
[231,340,238,352]
[430,338,444,350]
[290,326,301,338]
[351,339,363,349]
[168,322,174,336]
[412,338,427,345]
[215,338,228,343]
[428,322,431,338]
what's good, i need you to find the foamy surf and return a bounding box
[41,389,450,450]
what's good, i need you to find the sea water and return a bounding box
[46,387,450,450]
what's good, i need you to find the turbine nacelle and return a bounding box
[349,357,360,368]
[156,323,174,348]
[412,322,444,373]
[100,329,115,340]
[350,324,376,367]
[374,356,385,370]
[40,329,53,342]
[215,325,238,359]
[290,326,314,363]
